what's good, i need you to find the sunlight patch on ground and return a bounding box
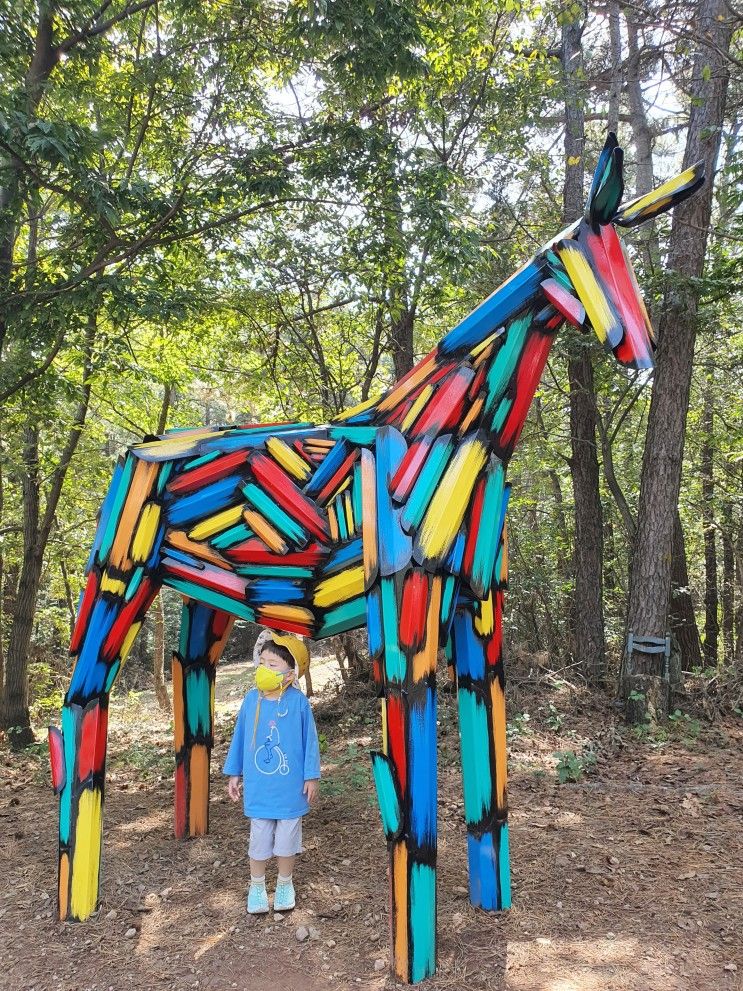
[114,809,170,834]
[505,936,678,991]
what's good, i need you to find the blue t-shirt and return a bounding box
[223,686,321,819]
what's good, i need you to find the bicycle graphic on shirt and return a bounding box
[254,721,290,776]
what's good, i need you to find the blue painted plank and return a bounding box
[246,579,306,606]
[409,689,437,848]
[451,611,486,680]
[165,475,244,527]
[323,537,363,576]
[440,261,542,355]
[366,586,383,658]
[400,434,454,534]
[371,752,402,840]
[242,482,307,544]
[304,439,351,499]
[97,455,135,565]
[317,595,367,637]
[410,863,436,982]
[376,428,412,577]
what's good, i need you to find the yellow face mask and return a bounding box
[255,666,288,693]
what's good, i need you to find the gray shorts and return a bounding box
[249,817,303,860]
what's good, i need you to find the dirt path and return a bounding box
[1,660,741,991]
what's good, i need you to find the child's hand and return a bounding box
[304,779,319,806]
[228,776,242,802]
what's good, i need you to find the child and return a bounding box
[224,632,321,915]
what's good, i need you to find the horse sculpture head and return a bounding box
[540,132,705,369]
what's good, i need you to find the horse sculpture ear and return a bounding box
[613,161,706,227]
[586,132,624,226]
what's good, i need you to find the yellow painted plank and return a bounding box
[417,436,488,560]
[558,244,616,344]
[258,603,315,624]
[188,504,244,541]
[313,564,365,608]
[400,384,434,432]
[327,503,339,542]
[343,490,354,533]
[334,395,379,422]
[475,590,494,637]
[470,328,502,360]
[70,788,102,920]
[616,165,700,224]
[120,621,142,666]
[131,502,161,564]
[266,437,312,481]
[100,573,126,596]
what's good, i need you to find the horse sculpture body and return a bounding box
[50,134,703,983]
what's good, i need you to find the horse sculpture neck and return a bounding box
[336,255,557,463]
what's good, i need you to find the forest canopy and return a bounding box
[0,0,741,742]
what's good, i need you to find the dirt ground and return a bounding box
[1,655,742,991]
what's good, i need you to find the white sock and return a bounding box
[277,873,293,884]
[250,875,266,889]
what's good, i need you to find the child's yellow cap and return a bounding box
[269,633,310,679]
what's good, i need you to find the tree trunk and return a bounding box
[390,307,415,379]
[700,374,719,664]
[670,509,703,672]
[1,311,97,742]
[1,426,41,745]
[562,10,606,684]
[720,496,735,666]
[624,0,735,719]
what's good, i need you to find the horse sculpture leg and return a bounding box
[49,451,166,920]
[449,589,510,911]
[368,569,442,984]
[172,597,234,838]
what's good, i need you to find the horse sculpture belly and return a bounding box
[49,134,704,983]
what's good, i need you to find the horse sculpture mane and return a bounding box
[49,134,704,983]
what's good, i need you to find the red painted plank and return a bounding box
[590,225,654,367]
[224,539,327,567]
[462,477,486,578]
[101,578,156,662]
[399,571,428,653]
[412,367,475,436]
[70,570,99,654]
[496,331,552,451]
[487,591,504,667]
[386,693,407,795]
[390,437,432,503]
[78,703,108,779]
[317,449,359,504]
[250,454,329,541]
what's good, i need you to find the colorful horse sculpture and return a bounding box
[50,134,703,983]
